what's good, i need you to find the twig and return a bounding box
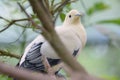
[0,24,12,33]
[0,18,29,33]
[53,2,62,9]
[54,10,62,23]
[51,0,55,6]
[17,2,48,33]
[54,0,70,14]
[54,0,77,13]
[0,16,29,28]
[49,0,55,16]
[17,3,31,19]
[0,16,28,22]
[0,49,21,59]
[8,27,26,43]
[53,0,77,23]
[44,0,50,11]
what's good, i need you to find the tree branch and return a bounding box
[9,27,26,43]
[0,49,21,59]
[0,61,64,80]
[54,0,78,14]
[0,16,30,30]
[18,3,46,31]
[0,17,31,33]
[54,0,70,13]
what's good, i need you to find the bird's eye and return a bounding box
[69,15,71,18]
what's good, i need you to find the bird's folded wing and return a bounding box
[20,35,45,65]
[20,42,45,71]
[20,42,61,72]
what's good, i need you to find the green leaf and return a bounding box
[87,2,110,15]
[97,18,120,25]
[60,13,65,22]
[66,3,72,12]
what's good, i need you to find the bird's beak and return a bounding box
[75,12,84,16]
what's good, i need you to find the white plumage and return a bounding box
[18,10,86,74]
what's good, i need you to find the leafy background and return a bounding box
[0,0,120,80]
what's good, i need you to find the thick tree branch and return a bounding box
[0,61,103,80]
[0,49,21,59]
[0,61,64,80]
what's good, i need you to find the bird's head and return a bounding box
[63,10,83,25]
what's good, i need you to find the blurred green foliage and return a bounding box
[98,18,120,25]
[86,2,110,16]
[0,75,12,80]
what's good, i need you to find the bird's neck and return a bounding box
[63,19,81,26]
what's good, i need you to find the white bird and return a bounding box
[17,9,87,75]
